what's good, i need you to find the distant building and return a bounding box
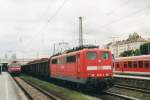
[147,38,150,41]
[107,32,149,58]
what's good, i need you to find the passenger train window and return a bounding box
[124,63,127,68]
[133,61,137,68]
[52,59,58,64]
[116,63,119,68]
[144,61,149,68]
[87,52,97,60]
[67,55,76,63]
[128,61,132,68]
[101,52,110,60]
[138,61,143,68]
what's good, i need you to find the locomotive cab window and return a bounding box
[57,59,61,64]
[62,57,66,64]
[133,61,137,68]
[51,59,58,64]
[67,55,76,63]
[101,52,110,60]
[86,52,97,60]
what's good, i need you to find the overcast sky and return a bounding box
[0,0,150,59]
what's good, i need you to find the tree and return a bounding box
[127,32,141,41]
[140,42,150,55]
[134,49,141,56]
[119,50,135,57]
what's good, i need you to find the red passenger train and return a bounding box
[114,55,150,76]
[22,48,113,90]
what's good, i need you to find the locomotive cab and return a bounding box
[84,49,113,78]
[82,49,113,90]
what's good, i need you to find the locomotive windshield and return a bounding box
[101,52,110,60]
[86,52,97,60]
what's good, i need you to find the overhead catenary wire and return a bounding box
[85,2,150,35]
[22,0,149,49]
[17,0,55,48]
[23,0,70,49]
[15,0,150,58]
[17,0,71,59]
[103,5,150,27]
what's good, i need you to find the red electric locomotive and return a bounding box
[114,55,150,76]
[8,61,21,74]
[50,48,113,89]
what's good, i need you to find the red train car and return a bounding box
[114,55,150,76]
[8,61,21,74]
[50,48,113,88]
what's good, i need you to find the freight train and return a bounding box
[22,48,113,91]
[114,55,150,76]
[8,61,21,74]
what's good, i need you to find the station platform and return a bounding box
[0,72,27,100]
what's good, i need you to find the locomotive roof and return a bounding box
[51,48,111,59]
[115,55,150,62]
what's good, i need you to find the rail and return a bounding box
[115,84,150,94]
[14,77,61,100]
[103,91,139,100]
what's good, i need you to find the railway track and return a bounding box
[103,91,139,100]
[114,84,150,94]
[99,84,150,100]
[13,77,61,100]
[13,75,149,100]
